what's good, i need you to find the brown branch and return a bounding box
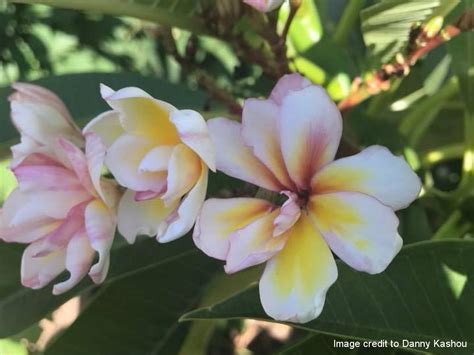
[338,14,469,113]
[154,28,242,115]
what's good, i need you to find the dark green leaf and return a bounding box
[183,240,474,354]
[0,237,216,337]
[44,249,218,355]
[10,0,213,33]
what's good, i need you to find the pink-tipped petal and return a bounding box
[161,144,201,205]
[21,240,66,290]
[243,0,284,12]
[311,145,422,210]
[207,118,282,191]
[269,73,312,105]
[241,99,294,189]
[193,197,273,260]
[279,85,342,190]
[58,138,96,196]
[273,191,301,237]
[52,229,95,295]
[117,189,179,244]
[308,191,402,274]
[225,210,288,274]
[84,200,115,284]
[259,213,337,323]
[157,163,208,243]
[170,109,216,171]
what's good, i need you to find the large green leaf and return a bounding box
[183,240,474,354]
[0,237,214,338]
[0,72,210,145]
[9,0,213,33]
[361,0,460,64]
[44,248,218,355]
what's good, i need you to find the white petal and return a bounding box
[207,118,282,191]
[53,229,95,295]
[259,213,337,323]
[311,145,422,210]
[117,189,178,244]
[83,110,124,148]
[279,85,342,189]
[157,163,208,243]
[193,197,273,260]
[170,109,216,171]
[21,240,66,290]
[308,191,402,274]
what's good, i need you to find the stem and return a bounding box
[432,210,462,240]
[338,20,464,113]
[332,0,366,46]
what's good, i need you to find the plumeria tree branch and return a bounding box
[338,10,473,113]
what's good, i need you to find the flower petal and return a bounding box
[308,191,402,274]
[170,109,216,171]
[13,163,83,192]
[207,118,282,191]
[269,73,312,105]
[311,145,422,210]
[162,144,201,204]
[9,83,81,146]
[243,0,284,12]
[279,85,342,189]
[21,240,66,290]
[58,138,96,196]
[106,134,167,192]
[0,217,60,244]
[2,188,89,224]
[259,213,337,323]
[117,189,178,244]
[158,163,208,243]
[82,110,124,148]
[242,99,294,189]
[138,146,174,173]
[100,84,179,145]
[225,210,287,274]
[193,197,273,260]
[53,229,95,295]
[84,200,115,284]
[272,191,301,237]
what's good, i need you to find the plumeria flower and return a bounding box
[0,84,119,295]
[193,74,421,323]
[244,0,285,12]
[85,85,215,244]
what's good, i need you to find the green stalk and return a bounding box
[332,0,366,46]
[432,210,462,240]
[9,0,208,33]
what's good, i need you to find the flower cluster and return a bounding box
[0,74,420,323]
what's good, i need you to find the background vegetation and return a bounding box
[0,0,473,354]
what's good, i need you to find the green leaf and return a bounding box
[448,32,474,114]
[9,0,212,33]
[0,72,210,145]
[44,248,218,355]
[361,0,460,64]
[182,240,474,354]
[0,237,216,338]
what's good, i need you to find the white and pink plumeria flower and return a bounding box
[244,0,285,12]
[85,85,216,244]
[193,74,422,323]
[0,84,119,295]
